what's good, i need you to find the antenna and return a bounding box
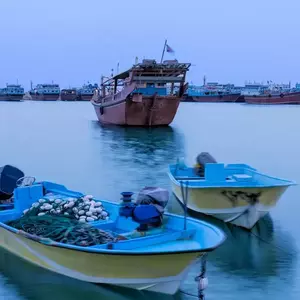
[160,39,167,63]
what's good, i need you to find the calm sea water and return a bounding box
[0,101,299,300]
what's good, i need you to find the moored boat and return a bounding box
[168,153,296,230]
[78,83,98,101]
[61,88,78,101]
[29,83,60,101]
[244,82,300,104]
[91,58,191,126]
[245,91,300,105]
[0,165,226,295]
[0,84,25,101]
[183,83,242,103]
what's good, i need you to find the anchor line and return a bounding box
[179,253,208,300]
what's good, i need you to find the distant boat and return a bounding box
[241,83,268,97]
[61,88,78,101]
[91,59,191,126]
[168,153,296,229]
[245,83,300,104]
[183,84,242,103]
[29,83,60,101]
[0,84,24,101]
[77,83,98,101]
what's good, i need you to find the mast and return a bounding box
[160,39,167,63]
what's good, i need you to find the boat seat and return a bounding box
[232,174,253,182]
[91,229,196,250]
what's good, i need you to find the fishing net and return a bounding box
[7,214,115,247]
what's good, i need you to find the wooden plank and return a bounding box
[132,76,184,82]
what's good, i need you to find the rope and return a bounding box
[7,215,115,247]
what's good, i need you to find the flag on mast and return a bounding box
[166,44,175,53]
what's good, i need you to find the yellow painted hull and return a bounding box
[0,226,201,294]
[171,183,288,228]
[172,184,287,210]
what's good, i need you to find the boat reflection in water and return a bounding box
[0,247,181,300]
[89,122,186,199]
[169,195,298,298]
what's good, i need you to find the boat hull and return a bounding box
[183,93,242,103]
[79,94,93,101]
[30,94,60,101]
[0,226,200,294]
[61,94,78,101]
[245,92,300,104]
[171,184,288,229]
[92,96,180,126]
[0,94,24,101]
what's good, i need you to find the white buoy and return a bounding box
[198,277,208,291]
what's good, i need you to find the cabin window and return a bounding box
[146,83,155,88]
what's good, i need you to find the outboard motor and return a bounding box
[119,187,169,232]
[195,152,217,177]
[0,165,24,201]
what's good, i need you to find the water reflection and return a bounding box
[91,122,185,164]
[87,122,186,199]
[169,196,297,288]
[0,248,181,300]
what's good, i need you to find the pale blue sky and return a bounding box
[1,0,299,90]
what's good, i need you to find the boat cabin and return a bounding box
[31,84,60,95]
[100,59,191,98]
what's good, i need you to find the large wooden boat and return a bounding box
[91,59,191,126]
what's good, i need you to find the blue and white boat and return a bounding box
[168,153,296,229]
[0,84,25,101]
[0,165,226,295]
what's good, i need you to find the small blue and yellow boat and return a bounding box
[0,165,226,295]
[168,153,296,230]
